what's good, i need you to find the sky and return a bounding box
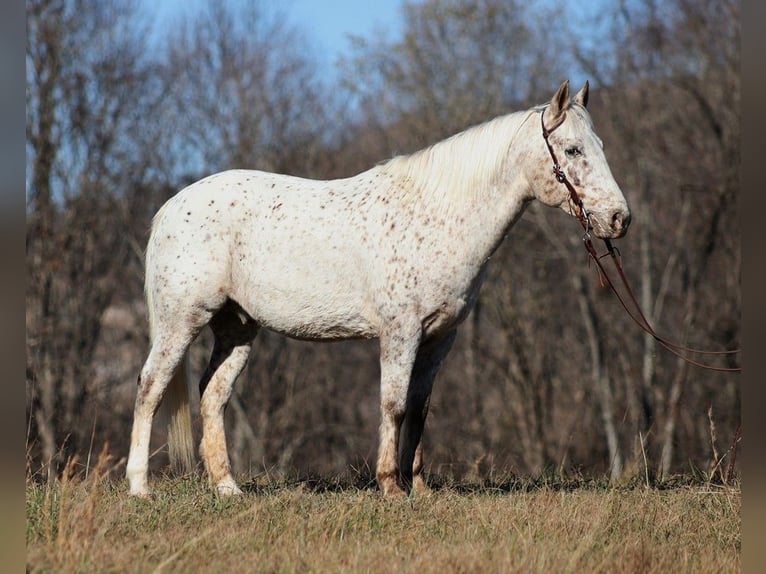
[144,1,408,79]
[141,0,612,89]
[285,0,404,66]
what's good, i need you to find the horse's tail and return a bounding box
[145,207,196,475]
[160,360,196,474]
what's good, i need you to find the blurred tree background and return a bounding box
[26,0,740,485]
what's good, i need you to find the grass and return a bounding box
[26,454,740,573]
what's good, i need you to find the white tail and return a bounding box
[156,354,196,474]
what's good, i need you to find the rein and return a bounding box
[540,110,740,373]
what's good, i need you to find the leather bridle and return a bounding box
[541,111,592,234]
[541,108,740,373]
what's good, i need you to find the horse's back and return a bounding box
[146,170,381,339]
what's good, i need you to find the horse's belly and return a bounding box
[260,304,378,341]
[269,316,377,341]
[232,279,379,341]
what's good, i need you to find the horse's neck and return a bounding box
[345,168,530,291]
[453,175,532,264]
[371,113,535,264]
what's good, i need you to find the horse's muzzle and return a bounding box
[593,208,631,239]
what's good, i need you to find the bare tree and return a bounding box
[159,0,333,179]
[25,0,739,484]
[330,0,740,482]
[341,0,569,154]
[567,0,740,478]
[26,0,168,475]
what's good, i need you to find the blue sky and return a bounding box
[286,0,404,65]
[142,0,613,88]
[144,1,407,77]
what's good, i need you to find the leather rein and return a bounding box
[540,110,740,373]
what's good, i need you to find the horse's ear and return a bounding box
[574,80,589,108]
[545,80,570,127]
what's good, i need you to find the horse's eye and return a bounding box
[565,146,582,158]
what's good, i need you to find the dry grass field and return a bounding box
[26,453,740,574]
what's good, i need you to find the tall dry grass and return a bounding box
[26,455,740,574]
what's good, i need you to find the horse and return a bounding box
[126,80,631,498]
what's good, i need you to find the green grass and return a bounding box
[26,457,740,573]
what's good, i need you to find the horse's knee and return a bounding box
[134,371,161,412]
[380,396,406,420]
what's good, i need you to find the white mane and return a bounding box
[378,108,538,211]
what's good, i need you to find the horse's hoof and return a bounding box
[216,480,243,496]
[412,477,433,497]
[128,479,152,498]
[380,483,407,498]
[129,487,152,499]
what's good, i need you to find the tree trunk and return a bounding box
[659,289,696,480]
[573,273,623,481]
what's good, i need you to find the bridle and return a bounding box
[541,111,592,233]
[540,109,740,373]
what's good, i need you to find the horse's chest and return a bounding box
[371,221,489,337]
[389,260,485,337]
[407,263,488,339]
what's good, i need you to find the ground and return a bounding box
[26,460,740,573]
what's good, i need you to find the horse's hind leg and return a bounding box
[127,326,200,497]
[399,329,457,495]
[198,302,258,495]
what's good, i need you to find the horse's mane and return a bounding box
[378,107,540,211]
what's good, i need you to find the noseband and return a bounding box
[540,108,740,373]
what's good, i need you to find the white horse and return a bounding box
[127,80,630,497]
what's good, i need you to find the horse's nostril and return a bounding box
[612,210,631,230]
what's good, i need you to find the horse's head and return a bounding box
[531,80,630,239]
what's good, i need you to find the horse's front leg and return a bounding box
[399,329,457,495]
[376,320,421,497]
